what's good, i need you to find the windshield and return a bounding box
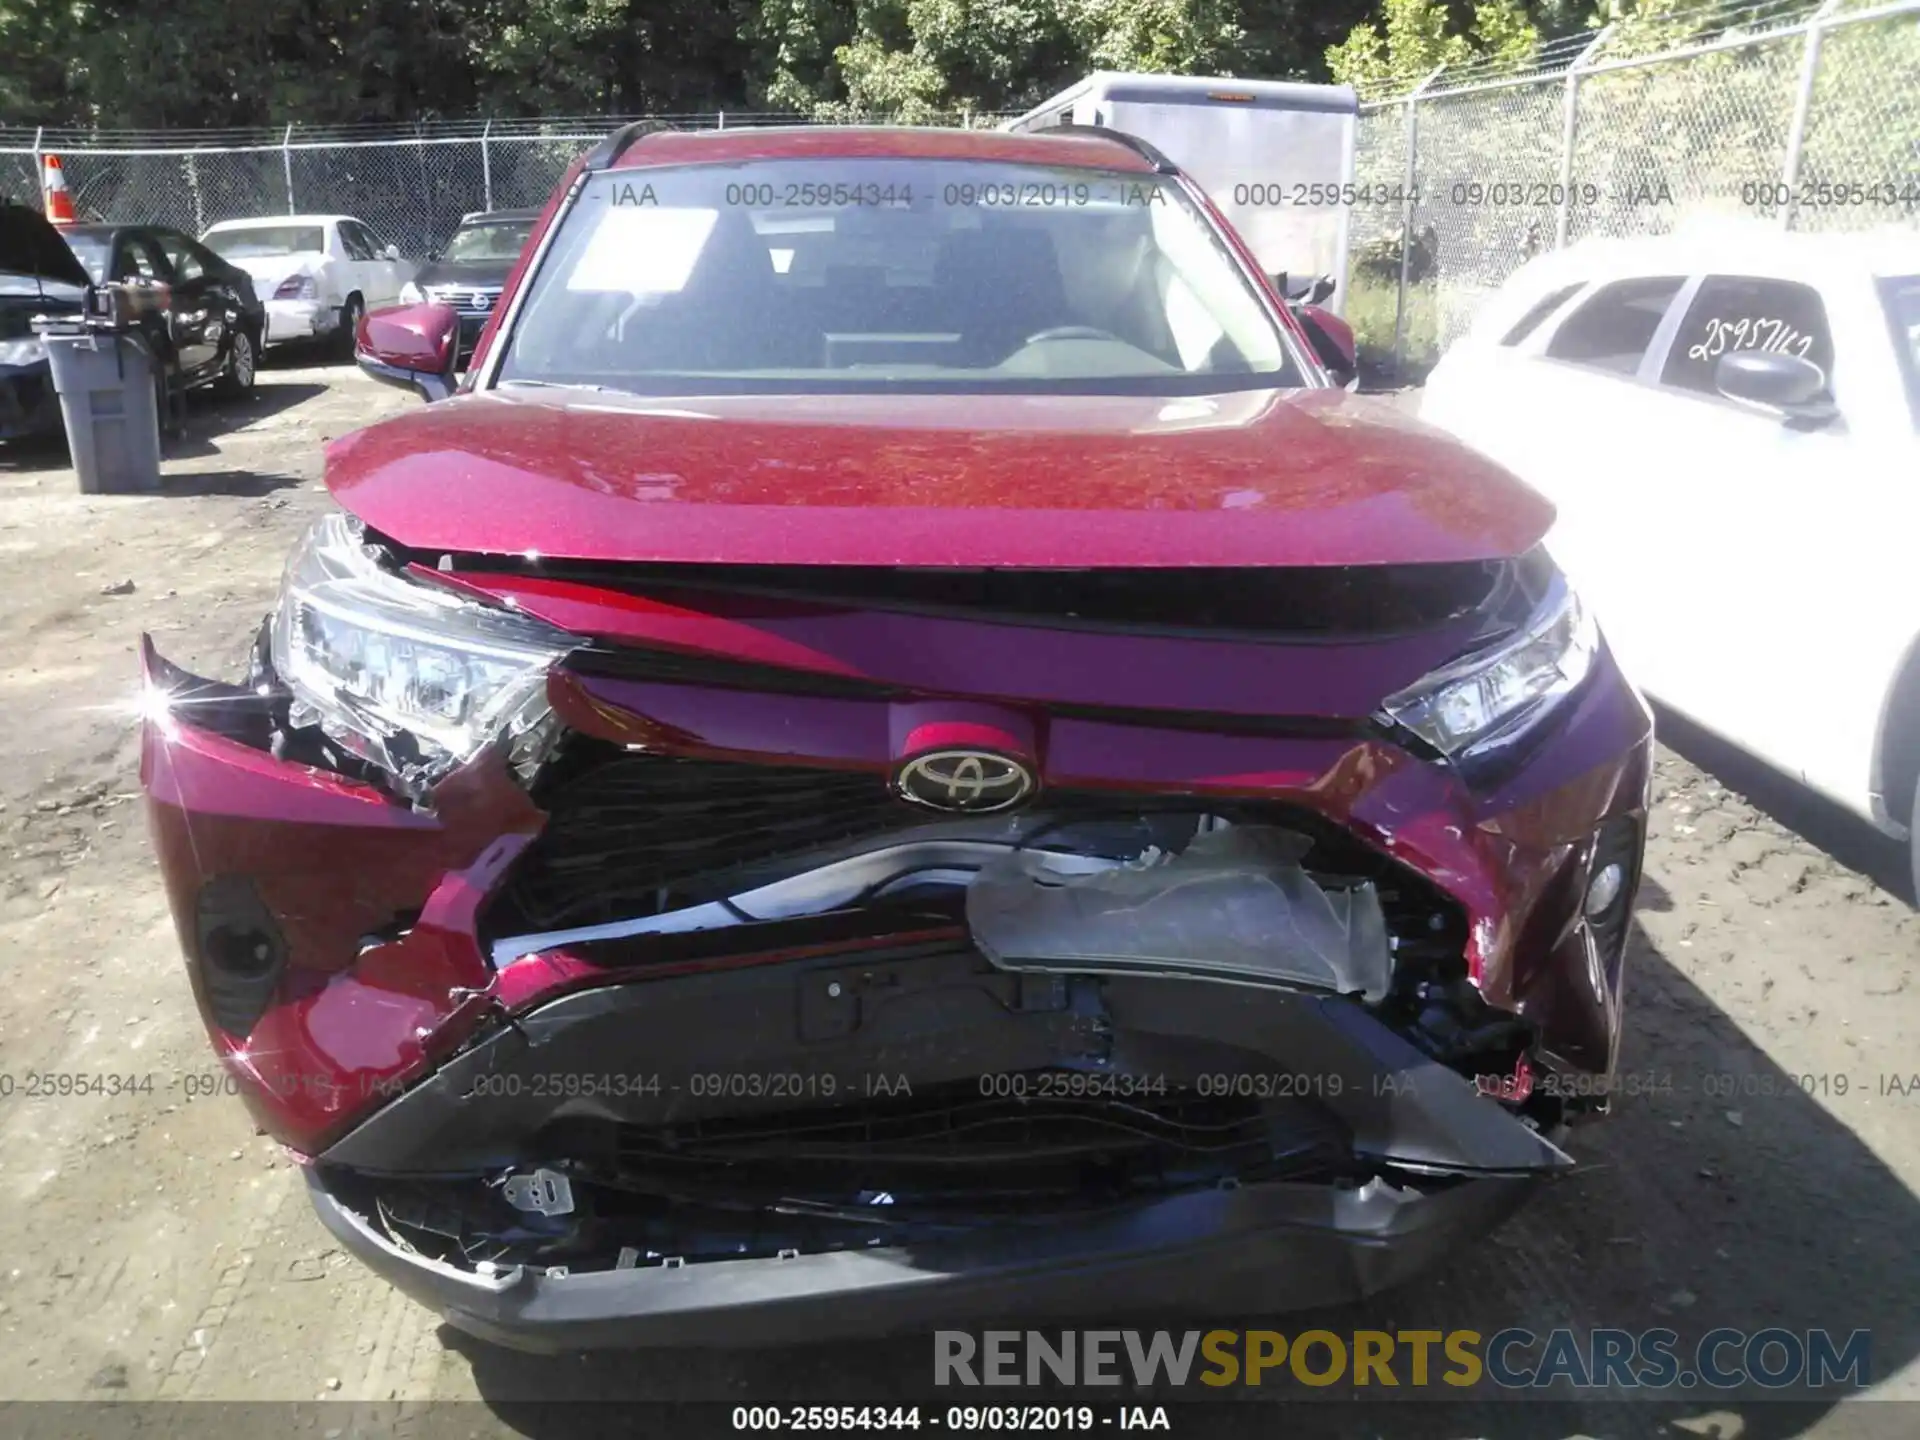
[61,233,110,284]
[495,159,1302,395]
[444,219,535,263]
[1882,275,1920,430]
[204,225,325,259]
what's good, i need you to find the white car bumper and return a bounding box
[263,299,338,344]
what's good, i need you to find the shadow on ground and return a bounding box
[439,918,1920,1440]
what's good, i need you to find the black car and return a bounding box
[59,222,266,428]
[401,208,539,354]
[0,204,87,441]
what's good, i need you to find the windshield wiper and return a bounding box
[497,379,622,394]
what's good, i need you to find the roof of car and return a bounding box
[457,208,542,224]
[606,125,1159,174]
[1518,222,1920,283]
[203,214,356,230]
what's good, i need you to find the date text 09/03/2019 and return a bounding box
[731,1407,1167,1432]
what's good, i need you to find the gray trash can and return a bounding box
[33,318,163,495]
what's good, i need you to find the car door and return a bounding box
[1640,271,1856,780]
[1473,274,1692,695]
[115,230,218,378]
[336,220,384,309]
[155,229,238,378]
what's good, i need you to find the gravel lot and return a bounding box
[0,363,1916,1437]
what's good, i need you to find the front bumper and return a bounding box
[138,611,1651,1345]
[309,1162,1537,1352]
[263,299,338,344]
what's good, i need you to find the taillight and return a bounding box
[274,272,316,300]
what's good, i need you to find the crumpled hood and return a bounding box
[325,386,1555,569]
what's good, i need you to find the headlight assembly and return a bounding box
[1378,572,1599,761]
[399,280,425,304]
[268,511,573,798]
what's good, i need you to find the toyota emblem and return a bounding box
[894,749,1036,814]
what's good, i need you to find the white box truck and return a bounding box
[1003,72,1359,314]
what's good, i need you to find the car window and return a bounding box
[358,223,392,257]
[61,232,110,284]
[497,159,1303,397]
[1543,276,1685,376]
[156,230,204,281]
[204,225,325,259]
[337,223,375,262]
[1501,282,1584,346]
[117,233,172,283]
[1880,274,1920,431]
[1660,275,1835,396]
[442,219,536,263]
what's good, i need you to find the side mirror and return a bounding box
[1714,350,1835,425]
[1273,272,1337,306]
[1298,303,1358,388]
[383,243,401,262]
[356,302,458,402]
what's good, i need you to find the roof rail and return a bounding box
[583,120,672,170]
[1040,123,1178,175]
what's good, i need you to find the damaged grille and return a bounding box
[491,745,1469,978]
[501,750,914,932]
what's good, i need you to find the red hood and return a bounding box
[324,387,1552,568]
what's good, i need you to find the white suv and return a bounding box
[1423,226,1920,880]
[201,214,415,352]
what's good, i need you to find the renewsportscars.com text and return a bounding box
[934,1328,1871,1391]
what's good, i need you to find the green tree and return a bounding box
[1326,0,1541,97]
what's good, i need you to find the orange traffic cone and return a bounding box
[43,155,76,225]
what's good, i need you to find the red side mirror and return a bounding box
[1298,303,1357,380]
[355,302,459,402]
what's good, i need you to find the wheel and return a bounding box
[215,327,256,399]
[335,295,364,360]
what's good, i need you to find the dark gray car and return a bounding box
[405,208,540,356]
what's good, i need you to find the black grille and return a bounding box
[588,1075,1340,1209]
[501,750,914,932]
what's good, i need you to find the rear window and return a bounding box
[61,232,109,283]
[495,157,1302,396]
[1501,282,1584,346]
[204,225,324,259]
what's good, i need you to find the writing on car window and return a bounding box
[1686,315,1816,363]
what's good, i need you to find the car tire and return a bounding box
[215,327,257,400]
[336,295,364,361]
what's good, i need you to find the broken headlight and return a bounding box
[1378,572,1598,760]
[268,511,573,797]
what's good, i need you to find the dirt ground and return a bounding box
[0,361,1916,1438]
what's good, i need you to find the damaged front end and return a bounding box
[140,511,1648,1349]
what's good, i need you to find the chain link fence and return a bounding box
[3,2,1914,376]
[1352,0,1920,373]
[0,113,1022,258]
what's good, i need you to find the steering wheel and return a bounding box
[1022,324,1123,346]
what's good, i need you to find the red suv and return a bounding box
[139,123,1650,1352]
